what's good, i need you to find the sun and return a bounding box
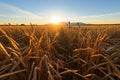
[50,16,63,24]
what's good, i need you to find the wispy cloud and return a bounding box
[64,12,120,20]
[0,2,43,24]
[81,12,120,18]
[63,12,120,23]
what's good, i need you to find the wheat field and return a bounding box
[0,24,120,80]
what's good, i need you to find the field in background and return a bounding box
[0,24,120,80]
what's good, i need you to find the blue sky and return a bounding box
[0,0,120,24]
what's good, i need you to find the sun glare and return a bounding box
[50,16,63,24]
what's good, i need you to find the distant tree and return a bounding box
[68,21,71,28]
[8,23,11,26]
[20,24,25,26]
[77,22,80,28]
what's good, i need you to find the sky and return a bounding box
[0,0,120,24]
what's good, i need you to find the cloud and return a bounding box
[80,12,120,19]
[63,12,120,23]
[0,2,43,23]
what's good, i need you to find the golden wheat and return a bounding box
[0,25,120,80]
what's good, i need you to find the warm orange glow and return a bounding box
[50,16,63,24]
